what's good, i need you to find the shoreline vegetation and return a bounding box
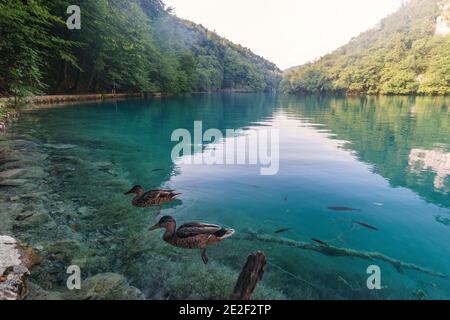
[1,0,447,125]
[281,0,450,96]
[0,0,281,103]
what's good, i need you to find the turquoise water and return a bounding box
[3,94,450,299]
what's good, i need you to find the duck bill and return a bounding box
[148,224,159,231]
[124,190,133,195]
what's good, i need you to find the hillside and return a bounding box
[281,0,450,95]
[153,14,281,92]
[0,0,281,98]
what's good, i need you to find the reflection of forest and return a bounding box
[409,148,450,192]
[23,94,280,189]
[134,93,278,169]
[64,94,448,207]
[279,95,450,208]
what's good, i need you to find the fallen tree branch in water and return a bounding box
[236,231,450,281]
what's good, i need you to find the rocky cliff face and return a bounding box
[409,148,450,192]
[435,0,450,35]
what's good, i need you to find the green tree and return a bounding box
[0,0,75,98]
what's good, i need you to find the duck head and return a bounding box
[149,216,176,231]
[124,185,144,195]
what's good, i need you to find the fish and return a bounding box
[284,196,288,201]
[152,168,163,172]
[274,228,290,234]
[436,216,450,226]
[328,206,361,212]
[354,221,378,231]
[373,202,384,206]
[311,238,328,246]
[15,213,34,221]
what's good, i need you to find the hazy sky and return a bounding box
[164,0,403,70]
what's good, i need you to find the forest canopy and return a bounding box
[281,0,450,96]
[0,0,281,98]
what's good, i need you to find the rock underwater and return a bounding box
[0,235,42,300]
[62,273,145,300]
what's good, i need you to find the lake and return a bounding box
[1,93,449,299]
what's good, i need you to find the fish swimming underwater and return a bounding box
[354,221,378,231]
[373,202,384,207]
[435,216,450,227]
[328,206,361,212]
[311,238,329,246]
[274,228,290,234]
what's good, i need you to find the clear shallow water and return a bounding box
[3,94,450,299]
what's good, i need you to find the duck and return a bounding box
[149,216,235,264]
[124,185,181,208]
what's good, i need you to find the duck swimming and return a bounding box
[124,186,180,208]
[149,216,235,264]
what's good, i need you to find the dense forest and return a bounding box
[0,0,281,98]
[281,0,450,95]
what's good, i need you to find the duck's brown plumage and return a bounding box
[149,216,235,264]
[169,222,232,248]
[125,186,180,208]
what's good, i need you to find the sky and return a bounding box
[163,0,403,70]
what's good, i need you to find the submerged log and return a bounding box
[231,251,266,300]
[237,231,450,281]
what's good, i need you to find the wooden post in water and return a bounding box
[231,251,266,300]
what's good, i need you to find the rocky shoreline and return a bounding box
[0,102,17,134]
[0,235,42,300]
[0,93,150,133]
[24,93,145,105]
[0,123,146,300]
